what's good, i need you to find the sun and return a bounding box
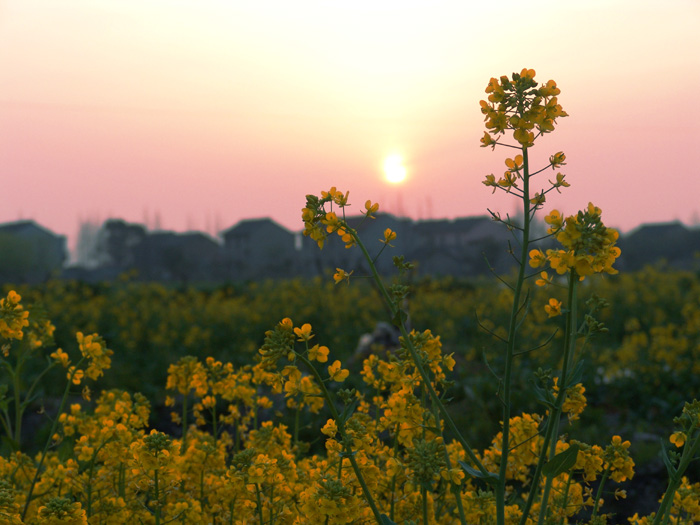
[383,154,407,184]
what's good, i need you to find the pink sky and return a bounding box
[2,1,699,255]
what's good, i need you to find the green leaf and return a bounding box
[564,360,584,389]
[338,398,360,425]
[379,514,398,525]
[530,379,554,408]
[542,444,580,477]
[391,309,408,328]
[660,439,677,477]
[458,461,498,485]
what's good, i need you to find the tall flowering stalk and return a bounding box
[479,68,571,524]
[302,189,494,523]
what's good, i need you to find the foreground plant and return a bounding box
[299,68,698,525]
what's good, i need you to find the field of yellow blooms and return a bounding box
[1,272,699,524]
[2,68,700,524]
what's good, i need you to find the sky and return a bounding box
[1,0,699,254]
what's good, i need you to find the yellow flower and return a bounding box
[535,271,552,287]
[530,192,546,207]
[520,67,536,79]
[321,186,350,206]
[333,268,353,285]
[322,211,341,233]
[381,228,397,245]
[337,227,356,249]
[68,366,84,385]
[480,131,496,149]
[50,348,71,368]
[440,468,465,485]
[497,171,518,191]
[76,332,112,380]
[364,200,379,218]
[544,210,564,232]
[505,155,524,171]
[549,151,567,168]
[513,128,535,147]
[528,249,546,269]
[604,435,635,482]
[670,431,687,448]
[483,173,497,192]
[321,186,341,201]
[308,344,329,363]
[550,172,570,192]
[321,418,338,437]
[328,360,349,382]
[545,298,562,318]
[293,323,314,342]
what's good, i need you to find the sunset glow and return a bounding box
[1,1,699,254]
[383,155,407,184]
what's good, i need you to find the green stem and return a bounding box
[431,400,466,525]
[536,273,578,525]
[653,431,700,525]
[390,423,400,523]
[255,483,265,525]
[181,394,189,451]
[0,405,12,440]
[212,403,218,443]
[558,474,572,525]
[352,232,489,480]
[296,353,384,522]
[13,357,23,445]
[118,462,126,499]
[294,402,300,450]
[590,468,610,518]
[153,466,161,525]
[496,146,531,525]
[21,357,86,521]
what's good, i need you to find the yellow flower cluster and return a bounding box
[76,332,112,381]
[302,188,356,250]
[480,68,568,148]
[603,435,635,483]
[302,188,388,254]
[0,291,29,341]
[530,203,621,322]
[552,378,587,422]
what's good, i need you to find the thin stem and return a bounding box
[255,483,265,525]
[21,357,86,521]
[653,432,700,525]
[590,468,610,518]
[496,145,531,525]
[154,468,161,525]
[352,231,489,479]
[535,272,578,525]
[430,394,467,525]
[558,474,573,525]
[295,352,384,522]
[13,357,23,445]
[181,394,189,452]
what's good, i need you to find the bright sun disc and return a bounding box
[383,155,407,184]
